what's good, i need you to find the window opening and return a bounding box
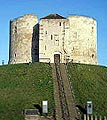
[51,35,53,40]
[59,22,61,26]
[45,45,46,50]
[15,53,16,57]
[92,27,94,32]
[63,22,65,28]
[15,26,17,33]
[92,54,94,58]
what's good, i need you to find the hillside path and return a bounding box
[60,64,78,120]
[51,63,78,120]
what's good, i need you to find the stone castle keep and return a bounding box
[8,14,98,64]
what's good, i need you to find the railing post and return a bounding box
[84,114,86,120]
[104,116,107,120]
[91,115,93,120]
[99,116,102,120]
[87,115,89,120]
[95,115,97,120]
[84,114,107,120]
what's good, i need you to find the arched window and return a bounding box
[15,53,16,57]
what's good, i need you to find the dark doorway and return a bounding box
[54,54,60,64]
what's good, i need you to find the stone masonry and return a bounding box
[9,14,38,64]
[67,16,97,64]
[9,14,98,65]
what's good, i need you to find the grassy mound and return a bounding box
[68,63,107,116]
[0,63,54,120]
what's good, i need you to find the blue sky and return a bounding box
[0,0,107,66]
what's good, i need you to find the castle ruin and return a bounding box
[8,14,98,64]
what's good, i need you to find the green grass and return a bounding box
[1,62,107,119]
[0,63,54,120]
[67,63,107,116]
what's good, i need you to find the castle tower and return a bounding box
[39,14,68,63]
[9,14,39,64]
[65,16,98,64]
[9,14,98,65]
[39,14,98,64]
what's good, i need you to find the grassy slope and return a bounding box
[68,63,107,116]
[0,63,54,120]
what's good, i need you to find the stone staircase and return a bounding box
[52,63,78,120]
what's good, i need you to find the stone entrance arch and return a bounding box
[54,54,60,63]
[54,51,62,63]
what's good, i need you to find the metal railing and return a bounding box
[55,63,70,120]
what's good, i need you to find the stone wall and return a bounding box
[9,14,98,65]
[39,18,68,63]
[39,15,98,65]
[66,16,98,64]
[9,14,38,64]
